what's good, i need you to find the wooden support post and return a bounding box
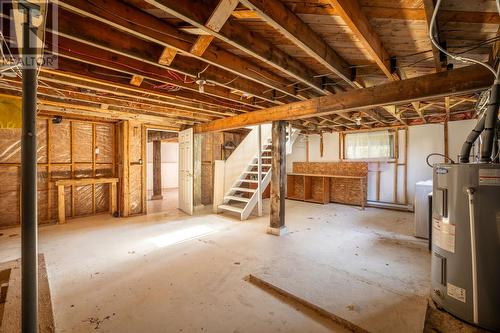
[393,129,399,204]
[268,120,287,236]
[151,139,163,200]
[57,185,65,224]
[257,125,263,217]
[306,135,310,162]
[404,127,409,205]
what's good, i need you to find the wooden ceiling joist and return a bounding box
[49,34,266,109]
[0,79,214,122]
[142,0,332,95]
[326,0,398,81]
[239,0,355,88]
[51,9,288,105]
[194,64,493,132]
[56,0,305,101]
[231,6,500,25]
[423,0,448,72]
[40,61,241,117]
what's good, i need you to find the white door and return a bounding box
[178,128,193,215]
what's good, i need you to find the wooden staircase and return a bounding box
[218,139,273,220]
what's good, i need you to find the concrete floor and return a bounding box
[147,188,179,215]
[0,200,430,333]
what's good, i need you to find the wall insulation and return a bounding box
[0,116,116,228]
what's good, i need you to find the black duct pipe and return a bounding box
[480,82,500,162]
[493,124,500,163]
[459,116,486,163]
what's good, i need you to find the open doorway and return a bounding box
[146,129,179,214]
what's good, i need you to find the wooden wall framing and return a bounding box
[0,115,117,228]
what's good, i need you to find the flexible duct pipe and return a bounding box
[459,116,486,163]
[480,82,500,162]
[492,128,499,163]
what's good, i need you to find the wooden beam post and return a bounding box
[151,140,163,200]
[194,64,493,133]
[268,120,287,236]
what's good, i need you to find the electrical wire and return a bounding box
[430,0,497,78]
[426,153,455,168]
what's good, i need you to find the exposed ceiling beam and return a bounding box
[142,0,332,95]
[422,0,448,72]
[55,0,305,101]
[325,0,398,80]
[40,59,242,117]
[194,64,493,132]
[231,6,500,24]
[49,34,265,109]
[49,9,285,106]
[239,0,355,88]
[0,77,214,122]
[190,0,239,56]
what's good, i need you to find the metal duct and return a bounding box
[459,116,485,163]
[480,83,500,162]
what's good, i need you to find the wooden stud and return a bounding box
[57,185,66,224]
[393,130,399,204]
[46,119,52,221]
[91,123,96,214]
[269,120,286,234]
[376,161,381,202]
[151,140,163,200]
[70,120,75,218]
[404,127,409,205]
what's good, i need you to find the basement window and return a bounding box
[344,130,395,160]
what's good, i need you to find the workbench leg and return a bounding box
[361,178,365,210]
[57,185,65,224]
[110,183,117,216]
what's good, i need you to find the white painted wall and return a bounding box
[287,119,478,207]
[146,142,179,190]
[407,123,444,204]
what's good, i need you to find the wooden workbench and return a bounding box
[287,169,367,209]
[55,177,118,224]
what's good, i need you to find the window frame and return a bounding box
[341,130,397,162]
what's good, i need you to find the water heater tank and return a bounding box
[431,163,500,331]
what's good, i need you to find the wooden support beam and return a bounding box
[151,140,163,200]
[231,6,500,25]
[57,0,304,100]
[326,0,398,80]
[268,120,287,236]
[194,64,494,132]
[51,10,284,105]
[143,0,329,95]
[40,60,242,116]
[444,96,450,158]
[423,0,447,72]
[50,33,265,108]
[240,0,355,87]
